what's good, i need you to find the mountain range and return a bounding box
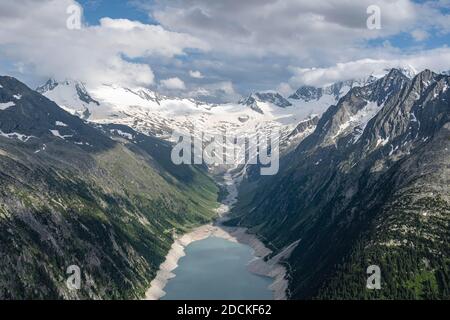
[0,65,448,299]
[35,71,380,175]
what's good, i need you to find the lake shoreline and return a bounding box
[144,172,291,301]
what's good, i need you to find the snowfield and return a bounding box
[39,80,350,147]
[38,73,396,174]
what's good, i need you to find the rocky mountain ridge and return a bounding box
[231,68,450,299]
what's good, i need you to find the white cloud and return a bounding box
[287,48,450,87]
[0,0,208,87]
[1,0,449,102]
[209,81,236,96]
[187,81,239,103]
[277,82,294,97]
[149,0,450,98]
[160,77,186,90]
[189,70,204,78]
[288,59,398,87]
[152,0,422,60]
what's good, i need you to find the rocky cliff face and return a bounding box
[232,69,450,299]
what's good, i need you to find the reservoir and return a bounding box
[161,236,273,300]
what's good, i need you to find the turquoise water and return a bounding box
[161,236,273,300]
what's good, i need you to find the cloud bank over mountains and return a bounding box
[0,0,449,102]
[285,47,450,88]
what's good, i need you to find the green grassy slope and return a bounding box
[0,129,219,300]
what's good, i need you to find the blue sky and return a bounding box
[79,0,155,25]
[0,0,449,102]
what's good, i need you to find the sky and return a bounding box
[0,0,449,103]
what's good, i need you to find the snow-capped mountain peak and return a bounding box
[132,87,161,104]
[288,65,417,105]
[36,79,99,119]
[239,91,292,113]
[289,76,378,103]
[288,85,322,102]
[36,68,430,175]
[391,64,418,79]
[38,78,324,175]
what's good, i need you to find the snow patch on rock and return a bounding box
[50,129,73,139]
[55,121,68,127]
[0,130,35,142]
[0,101,15,110]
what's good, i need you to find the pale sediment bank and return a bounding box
[144,172,295,301]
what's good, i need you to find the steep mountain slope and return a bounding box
[0,76,220,299]
[231,69,450,299]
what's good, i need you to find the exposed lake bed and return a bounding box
[144,171,293,300]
